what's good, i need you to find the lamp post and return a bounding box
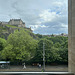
[43,42,45,72]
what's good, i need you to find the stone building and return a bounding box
[1,22,8,25]
[8,19,25,27]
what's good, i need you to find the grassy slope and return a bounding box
[6,24,18,28]
[0,26,8,32]
[0,24,38,39]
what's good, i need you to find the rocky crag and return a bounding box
[0,19,32,39]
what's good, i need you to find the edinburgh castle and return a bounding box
[0,19,32,39]
[0,19,25,27]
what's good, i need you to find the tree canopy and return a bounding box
[0,30,68,65]
[1,30,38,61]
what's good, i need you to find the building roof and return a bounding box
[10,19,22,21]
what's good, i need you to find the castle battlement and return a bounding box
[0,19,25,27]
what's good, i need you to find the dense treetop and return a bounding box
[0,28,68,65]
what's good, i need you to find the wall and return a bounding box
[9,19,21,25]
[68,0,75,73]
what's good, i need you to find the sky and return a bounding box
[0,0,68,35]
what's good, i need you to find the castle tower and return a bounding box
[8,19,25,27]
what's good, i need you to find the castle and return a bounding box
[0,19,25,27]
[0,19,32,39]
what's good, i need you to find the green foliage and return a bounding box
[31,36,68,64]
[1,30,38,61]
[6,24,17,28]
[0,27,6,30]
[0,26,7,33]
[0,27,68,65]
[31,38,58,63]
[0,38,7,60]
[36,34,42,38]
[58,40,68,62]
[0,38,7,51]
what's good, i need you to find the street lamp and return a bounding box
[43,42,45,72]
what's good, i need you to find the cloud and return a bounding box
[30,25,48,31]
[36,3,68,34]
[39,9,59,22]
[0,0,68,34]
[32,24,68,35]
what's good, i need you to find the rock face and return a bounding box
[0,19,32,39]
[68,0,75,73]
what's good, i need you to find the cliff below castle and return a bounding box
[0,19,32,39]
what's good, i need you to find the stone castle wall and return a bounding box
[0,19,25,27]
[8,19,25,27]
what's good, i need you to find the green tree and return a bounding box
[36,34,42,38]
[54,42,61,48]
[32,36,68,64]
[1,30,38,62]
[58,40,68,63]
[31,38,59,64]
[0,38,7,60]
[0,38,7,51]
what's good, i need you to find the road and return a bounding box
[0,65,68,72]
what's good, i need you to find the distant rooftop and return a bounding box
[10,19,22,21]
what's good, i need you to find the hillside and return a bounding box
[0,23,37,39]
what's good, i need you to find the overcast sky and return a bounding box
[0,0,68,35]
